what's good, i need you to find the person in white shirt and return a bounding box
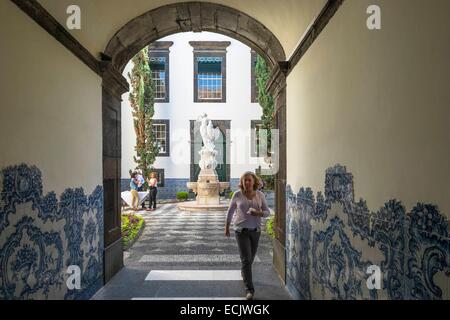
[136,172,146,210]
[225,171,270,300]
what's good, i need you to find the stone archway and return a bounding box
[101,1,287,283]
[104,2,285,72]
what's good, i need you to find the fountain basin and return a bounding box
[177,200,230,212]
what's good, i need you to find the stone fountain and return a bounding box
[178,113,230,211]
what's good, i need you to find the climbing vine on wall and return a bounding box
[255,54,275,158]
[255,54,275,190]
[128,47,159,182]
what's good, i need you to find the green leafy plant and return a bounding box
[256,167,275,191]
[176,191,189,200]
[255,55,276,190]
[121,213,144,248]
[229,191,235,199]
[266,215,276,239]
[128,47,159,182]
[255,55,275,158]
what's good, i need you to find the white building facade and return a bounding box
[121,32,269,199]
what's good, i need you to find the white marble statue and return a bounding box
[197,113,221,170]
[181,113,230,210]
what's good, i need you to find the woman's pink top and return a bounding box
[226,190,271,231]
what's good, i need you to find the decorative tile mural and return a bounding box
[0,164,103,299]
[286,164,450,300]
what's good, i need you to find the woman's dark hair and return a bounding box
[131,172,136,178]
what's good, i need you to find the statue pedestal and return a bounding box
[180,168,230,212]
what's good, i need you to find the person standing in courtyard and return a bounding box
[224,171,270,300]
[130,172,139,211]
[146,172,158,211]
[136,171,147,210]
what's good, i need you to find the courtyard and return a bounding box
[1,0,449,303]
[93,204,290,300]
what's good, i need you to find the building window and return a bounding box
[150,57,167,100]
[152,120,170,157]
[198,57,223,100]
[153,124,167,153]
[251,50,259,103]
[148,41,173,103]
[190,41,230,103]
[251,120,264,157]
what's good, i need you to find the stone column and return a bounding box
[266,62,288,284]
[100,61,129,283]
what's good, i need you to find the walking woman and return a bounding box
[146,172,158,211]
[224,171,271,300]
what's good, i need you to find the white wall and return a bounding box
[0,0,104,299]
[122,32,268,180]
[287,0,450,215]
[0,0,102,195]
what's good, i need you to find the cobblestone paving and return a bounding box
[93,204,291,300]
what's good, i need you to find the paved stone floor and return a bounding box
[92,203,291,300]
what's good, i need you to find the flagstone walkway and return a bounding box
[92,203,291,300]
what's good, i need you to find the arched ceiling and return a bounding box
[38,0,327,61]
[104,2,286,71]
